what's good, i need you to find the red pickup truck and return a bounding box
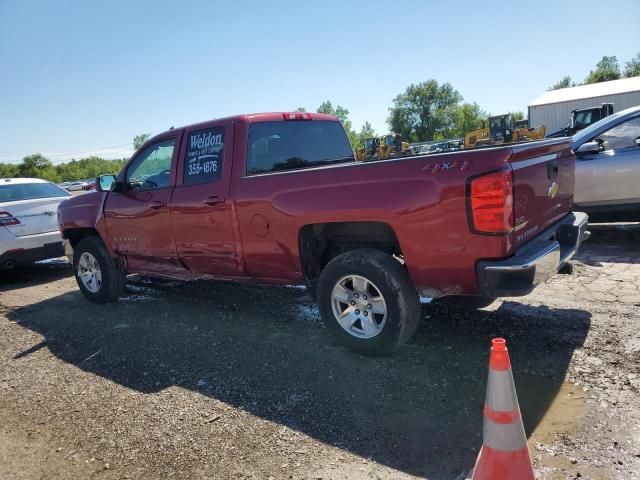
[58,112,588,355]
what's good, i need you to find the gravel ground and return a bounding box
[0,224,639,480]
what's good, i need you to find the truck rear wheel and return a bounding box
[73,237,126,303]
[317,249,421,356]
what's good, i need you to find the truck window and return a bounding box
[184,127,224,185]
[246,121,353,175]
[127,140,175,190]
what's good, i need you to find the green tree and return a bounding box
[294,107,307,112]
[510,111,525,122]
[133,133,151,151]
[584,56,621,84]
[316,100,358,148]
[387,79,463,142]
[624,52,640,78]
[548,76,576,90]
[0,155,127,182]
[18,154,58,181]
[0,163,19,178]
[448,103,487,138]
[356,121,376,148]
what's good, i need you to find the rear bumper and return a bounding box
[0,241,65,269]
[477,212,589,297]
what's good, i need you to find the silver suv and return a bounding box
[573,105,640,222]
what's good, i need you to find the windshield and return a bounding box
[573,107,639,145]
[0,182,71,203]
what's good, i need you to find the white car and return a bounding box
[67,181,88,191]
[0,178,71,270]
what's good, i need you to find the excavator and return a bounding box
[546,103,614,138]
[356,134,412,161]
[464,114,546,148]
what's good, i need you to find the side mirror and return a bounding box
[575,141,601,155]
[97,174,118,192]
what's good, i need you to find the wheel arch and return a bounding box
[63,227,101,248]
[298,221,402,288]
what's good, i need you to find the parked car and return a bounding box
[58,112,588,355]
[0,178,71,269]
[573,105,640,222]
[67,181,87,191]
[59,181,72,190]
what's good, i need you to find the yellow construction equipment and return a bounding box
[356,134,411,161]
[464,114,545,148]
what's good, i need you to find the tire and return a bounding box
[73,237,126,303]
[317,249,421,356]
[434,295,495,309]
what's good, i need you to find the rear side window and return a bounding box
[0,183,70,202]
[184,127,224,185]
[247,121,353,175]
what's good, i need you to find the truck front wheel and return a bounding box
[317,249,421,356]
[73,237,126,303]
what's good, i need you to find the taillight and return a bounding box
[283,112,312,121]
[468,170,514,235]
[0,211,21,226]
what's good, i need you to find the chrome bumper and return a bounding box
[477,212,589,297]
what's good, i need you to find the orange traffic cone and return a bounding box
[472,338,535,480]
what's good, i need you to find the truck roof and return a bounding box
[143,112,340,150]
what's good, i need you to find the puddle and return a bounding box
[516,375,585,443]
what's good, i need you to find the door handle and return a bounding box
[203,196,225,206]
[149,201,166,210]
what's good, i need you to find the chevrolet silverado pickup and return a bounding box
[58,112,589,355]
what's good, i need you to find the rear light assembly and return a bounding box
[283,112,312,121]
[0,211,20,226]
[467,170,514,235]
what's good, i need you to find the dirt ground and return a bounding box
[1,224,639,480]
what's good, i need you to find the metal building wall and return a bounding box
[529,91,640,134]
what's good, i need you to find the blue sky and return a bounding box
[1,0,638,163]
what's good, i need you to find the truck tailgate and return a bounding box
[509,139,575,248]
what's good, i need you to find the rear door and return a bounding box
[170,120,238,276]
[574,113,640,207]
[509,139,575,247]
[0,182,70,237]
[103,134,182,270]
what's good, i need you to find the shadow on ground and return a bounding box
[576,222,640,266]
[0,259,71,292]
[5,272,591,479]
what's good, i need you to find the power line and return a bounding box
[45,142,134,159]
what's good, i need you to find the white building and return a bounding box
[528,77,640,133]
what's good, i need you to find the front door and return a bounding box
[575,114,640,207]
[170,120,238,276]
[104,135,182,273]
